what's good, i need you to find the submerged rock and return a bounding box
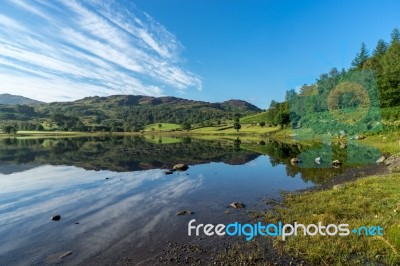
[315,157,321,164]
[173,164,189,171]
[176,210,193,216]
[60,251,72,259]
[230,202,245,209]
[51,215,61,221]
[164,170,174,175]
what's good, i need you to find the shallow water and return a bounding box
[0,136,377,264]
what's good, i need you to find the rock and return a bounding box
[332,160,342,167]
[230,202,245,209]
[290,158,301,165]
[176,210,193,216]
[164,170,174,175]
[315,157,321,164]
[51,215,61,221]
[60,251,72,259]
[340,142,347,149]
[173,163,189,171]
[333,184,345,190]
[386,155,400,173]
[355,135,365,140]
[384,155,398,165]
[376,156,385,164]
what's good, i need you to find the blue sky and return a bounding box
[0,0,399,108]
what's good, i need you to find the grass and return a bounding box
[144,123,181,132]
[240,112,268,124]
[362,131,400,155]
[263,173,400,265]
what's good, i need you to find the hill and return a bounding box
[240,112,269,124]
[0,94,261,132]
[0,94,43,105]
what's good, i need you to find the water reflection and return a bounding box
[0,136,258,173]
[0,156,312,265]
[0,136,381,264]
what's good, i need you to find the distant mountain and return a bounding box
[0,94,43,105]
[0,94,262,132]
[74,95,260,112]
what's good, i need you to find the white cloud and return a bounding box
[0,165,202,261]
[0,0,201,101]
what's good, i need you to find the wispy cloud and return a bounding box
[0,165,202,262]
[0,0,201,102]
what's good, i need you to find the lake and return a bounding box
[0,136,379,265]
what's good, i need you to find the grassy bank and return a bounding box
[262,173,400,265]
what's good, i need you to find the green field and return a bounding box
[143,123,182,132]
[240,112,268,124]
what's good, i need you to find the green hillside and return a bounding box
[240,112,268,124]
[0,95,261,133]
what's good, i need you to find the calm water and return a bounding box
[0,136,378,265]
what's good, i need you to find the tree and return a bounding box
[275,112,290,129]
[182,121,191,131]
[380,42,400,107]
[233,121,241,132]
[259,121,266,127]
[391,28,400,44]
[233,137,241,151]
[373,39,388,57]
[233,114,241,132]
[351,42,369,68]
[36,124,44,131]
[3,126,17,134]
[16,105,35,115]
[158,123,162,129]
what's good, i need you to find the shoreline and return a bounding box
[130,161,395,265]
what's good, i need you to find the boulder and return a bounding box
[230,202,245,209]
[51,215,61,221]
[173,163,189,171]
[385,155,400,172]
[376,156,385,164]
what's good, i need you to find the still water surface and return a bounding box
[0,136,375,265]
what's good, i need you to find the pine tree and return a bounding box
[373,39,388,57]
[391,28,400,44]
[351,42,369,68]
